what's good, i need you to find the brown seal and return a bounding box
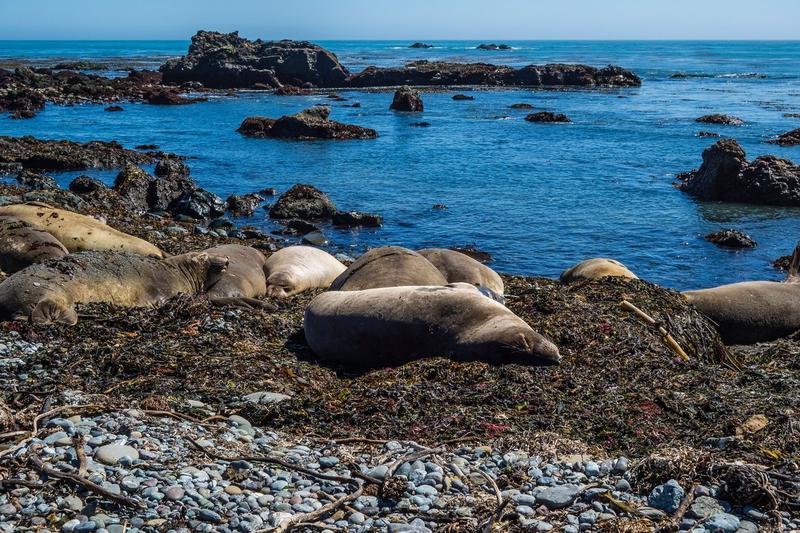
[0,251,226,325]
[0,216,68,273]
[264,246,346,298]
[304,284,560,367]
[417,248,504,295]
[560,258,638,284]
[0,203,163,258]
[330,246,446,291]
[202,244,274,308]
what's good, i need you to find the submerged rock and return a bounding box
[477,43,512,50]
[332,210,383,227]
[705,229,757,248]
[695,114,744,126]
[237,106,378,140]
[226,193,262,216]
[768,127,800,146]
[525,111,571,123]
[145,89,207,105]
[452,94,474,101]
[390,86,423,112]
[677,139,800,206]
[510,103,534,109]
[409,42,434,49]
[269,184,336,220]
[104,105,124,112]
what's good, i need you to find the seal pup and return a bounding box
[0,250,226,325]
[0,203,164,258]
[417,248,504,296]
[203,244,275,309]
[304,284,560,367]
[0,216,68,273]
[264,246,346,298]
[560,258,638,284]
[330,246,446,291]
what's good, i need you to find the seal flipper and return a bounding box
[209,296,277,311]
[788,241,800,283]
[29,299,78,325]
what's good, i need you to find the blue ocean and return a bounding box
[1,40,799,290]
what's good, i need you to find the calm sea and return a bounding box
[1,40,799,290]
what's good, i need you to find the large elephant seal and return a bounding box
[0,217,68,273]
[0,203,163,258]
[264,246,345,298]
[560,258,638,284]
[330,246,446,291]
[683,282,800,345]
[0,251,226,325]
[304,284,560,367]
[417,248,504,295]
[203,244,267,298]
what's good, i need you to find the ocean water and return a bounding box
[1,40,800,290]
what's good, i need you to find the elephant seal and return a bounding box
[330,246,446,291]
[304,284,560,367]
[560,258,638,284]
[683,282,800,345]
[264,246,345,298]
[0,251,226,325]
[417,248,504,296]
[203,244,275,309]
[0,203,163,258]
[0,217,68,273]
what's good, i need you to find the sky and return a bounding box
[1,0,799,40]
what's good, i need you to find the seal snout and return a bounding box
[532,336,561,365]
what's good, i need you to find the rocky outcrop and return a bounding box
[704,229,757,248]
[68,175,104,193]
[0,88,45,119]
[269,184,336,220]
[0,136,155,171]
[768,128,800,146]
[510,103,534,110]
[525,111,571,123]
[477,43,511,51]
[170,189,225,220]
[160,31,350,89]
[113,161,198,215]
[409,42,434,49]
[695,114,744,126]
[145,89,207,105]
[237,106,378,140]
[15,170,58,190]
[332,211,383,227]
[390,86,423,112]
[226,193,262,216]
[114,164,154,213]
[677,139,800,206]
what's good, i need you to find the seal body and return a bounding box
[0,216,68,273]
[0,251,222,325]
[203,244,267,299]
[683,281,800,344]
[417,248,504,295]
[0,203,164,258]
[264,246,345,298]
[330,246,446,291]
[304,285,560,367]
[560,258,638,284]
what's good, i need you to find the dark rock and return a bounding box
[409,42,434,49]
[53,61,107,71]
[525,111,571,123]
[209,217,234,230]
[113,159,196,214]
[768,128,800,146]
[432,203,447,209]
[784,113,800,118]
[269,184,336,220]
[15,170,57,190]
[774,254,792,272]
[451,245,493,263]
[226,193,262,216]
[411,122,431,127]
[113,164,153,213]
[452,94,474,101]
[237,106,377,140]
[677,139,800,206]
[170,189,225,220]
[0,135,155,171]
[0,88,46,119]
[150,173,195,212]
[104,105,124,112]
[332,210,383,228]
[154,157,190,179]
[145,89,207,105]
[260,187,278,196]
[695,114,744,126]
[477,43,512,51]
[21,189,84,210]
[274,85,313,96]
[160,30,350,89]
[705,229,757,249]
[510,103,534,109]
[390,86,423,112]
[283,219,320,234]
[134,144,160,150]
[343,102,361,108]
[326,92,345,100]
[69,175,105,193]
[697,131,721,138]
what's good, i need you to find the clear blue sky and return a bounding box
[1,0,798,40]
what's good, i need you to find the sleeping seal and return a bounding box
[0,251,226,325]
[330,246,446,291]
[560,258,638,284]
[203,244,271,307]
[417,248,504,296]
[264,246,345,298]
[304,284,560,367]
[0,203,164,258]
[0,216,68,273]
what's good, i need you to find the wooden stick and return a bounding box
[0,404,101,459]
[385,446,446,478]
[73,435,88,477]
[621,300,689,361]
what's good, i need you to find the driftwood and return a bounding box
[621,300,689,361]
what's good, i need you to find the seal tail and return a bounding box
[788,241,800,283]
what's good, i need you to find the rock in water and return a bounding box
[768,127,800,146]
[145,89,207,105]
[269,184,337,220]
[15,170,57,190]
[160,30,350,89]
[226,193,262,216]
[409,42,434,49]
[452,94,474,100]
[525,111,571,123]
[705,229,756,248]
[695,114,744,126]
[237,106,378,140]
[677,139,800,206]
[390,86,423,112]
[477,43,512,50]
[332,211,383,227]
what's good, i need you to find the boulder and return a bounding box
[704,229,756,249]
[510,103,534,109]
[677,139,800,206]
[154,157,190,179]
[269,184,336,220]
[237,106,378,140]
[113,164,153,213]
[160,30,350,89]
[452,94,474,101]
[0,88,46,119]
[226,193,262,216]
[170,189,225,220]
[104,105,124,112]
[648,480,685,514]
[525,111,571,123]
[15,170,57,190]
[145,89,207,105]
[768,127,800,146]
[477,43,512,50]
[113,161,196,214]
[695,114,744,126]
[68,175,105,193]
[332,211,383,228]
[409,42,434,49]
[390,86,423,112]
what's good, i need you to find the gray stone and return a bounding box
[648,479,685,513]
[0,504,15,516]
[705,513,740,533]
[95,444,139,465]
[736,520,758,533]
[688,496,724,519]
[242,391,290,404]
[536,485,581,509]
[612,457,629,474]
[197,509,222,524]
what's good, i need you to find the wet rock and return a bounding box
[704,229,756,248]
[269,184,336,220]
[104,105,124,112]
[411,122,431,127]
[145,89,207,105]
[677,139,800,206]
[409,42,434,49]
[768,128,800,146]
[390,86,423,112]
[21,189,84,210]
[301,230,328,246]
[226,193,262,216]
[648,480,684,513]
[332,210,383,228]
[53,61,107,71]
[281,219,321,235]
[15,170,57,190]
[477,43,512,51]
[274,85,313,96]
[695,114,744,126]
[0,87,46,119]
[170,189,225,220]
[697,131,721,138]
[113,164,153,213]
[238,106,377,140]
[134,144,160,150]
[154,157,190,179]
[0,135,155,171]
[451,245,492,263]
[510,103,534,109]
[160,30,350,89]
[452,94,474,100]
[525,111,571,123]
